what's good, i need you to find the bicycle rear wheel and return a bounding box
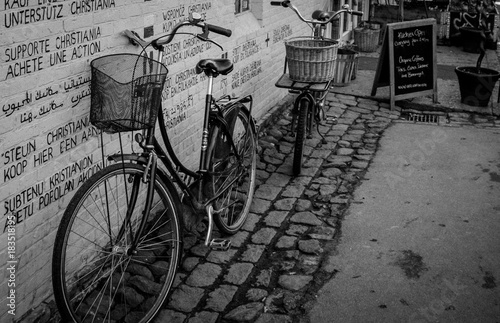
[52,163,182,323]
[208,103,257,235]
[293,97,310,175]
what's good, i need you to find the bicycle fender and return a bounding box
[293,92,314,114]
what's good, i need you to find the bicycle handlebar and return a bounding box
[123,13,231,50]
[271,1,363,25]
[206,23,232,37]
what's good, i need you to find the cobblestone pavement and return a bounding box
[27,93,500,323]
[149,93,401,323]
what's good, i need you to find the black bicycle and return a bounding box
[273,0,362,175]
[52,13,257,323]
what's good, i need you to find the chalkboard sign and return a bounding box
[371,19,438,109]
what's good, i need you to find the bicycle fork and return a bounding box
[114,151,158,255]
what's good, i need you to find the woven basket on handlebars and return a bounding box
[90,54,168,133]
[285,37,339,83]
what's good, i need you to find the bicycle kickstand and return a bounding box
[205,205,232,251]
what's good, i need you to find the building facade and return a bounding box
[0,0,329,320]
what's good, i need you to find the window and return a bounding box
[235,0,250,14]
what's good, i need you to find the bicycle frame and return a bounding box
[109,19,256,216]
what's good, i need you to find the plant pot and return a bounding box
[455,66,500,107]
[332,48,358,86]
[353,27,380,52]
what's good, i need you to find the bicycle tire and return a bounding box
[208,103,257,235]
[52,163,182,323]
[293,97,309,175]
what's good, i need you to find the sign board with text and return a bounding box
[371,19,438,109]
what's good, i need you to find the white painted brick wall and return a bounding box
[0,0,329,321]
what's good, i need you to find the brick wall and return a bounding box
[0,0,326,320]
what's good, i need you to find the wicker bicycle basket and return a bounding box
[285,37,339,82]
[90,54,168,133]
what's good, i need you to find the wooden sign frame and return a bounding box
[371,19,438,110]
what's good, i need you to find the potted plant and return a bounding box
[455,0,500,107]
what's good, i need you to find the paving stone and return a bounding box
[325,155,352,167]
[298,239,323,255]
[206,285,238,311]
[279,144,293,154]
[182,257,200,271]
[187,311,218,323]
[264,148,286,161]
[351,160,370,169]
[224,302,264,322]
[267,128,284,138]
[241,244,266,263]
[290,212,323,226]
[266,173,291,186]
[254,269,272,287]
[330,196,350,204]
[276,235,297,249]
[342,134,363,142]
[295,199,312,211]
[348,106,372,114]
[319,184,337,196]
[256,170,271,181]
[252,228,277,244]
[357,102,380,111]
[186,263,222,287]
[264,211,289,227]
[291,176,313,186]
[207,249,237,264]
[310,149,331,159]
[321,167,342,178]
[299,255,322,274]
[250,198,272,214]
[153,310,187,323]
[126,263,154,281]
[190,244,210,257]
[354,154,372,161]
[357,148,374,155]
[169,285,205,312]
[229,230,250,248]
[255,184,282,201]
[242,213,260,232]
[278,275,313,291]
[308,226,337,240]
[274,198,296,211]
[337,147,355,155]
[263,155,282,165]
[225,263,254,285]
[281,184,306,198]
[287,224,309,236]
[338,140,351,147]
[247,288,269,302]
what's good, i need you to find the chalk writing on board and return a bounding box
[392,24,434,96]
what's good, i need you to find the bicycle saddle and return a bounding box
[196,59,233,77]
[312,10,338,21]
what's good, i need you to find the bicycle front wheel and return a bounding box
[293,97,309,175]
[208,103,257,235]
[52,163,182,323]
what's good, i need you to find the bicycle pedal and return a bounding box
[209,238,231,251]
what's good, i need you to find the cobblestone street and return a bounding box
[149,93,401,323]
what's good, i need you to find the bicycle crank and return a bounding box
[205,205,231,251]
